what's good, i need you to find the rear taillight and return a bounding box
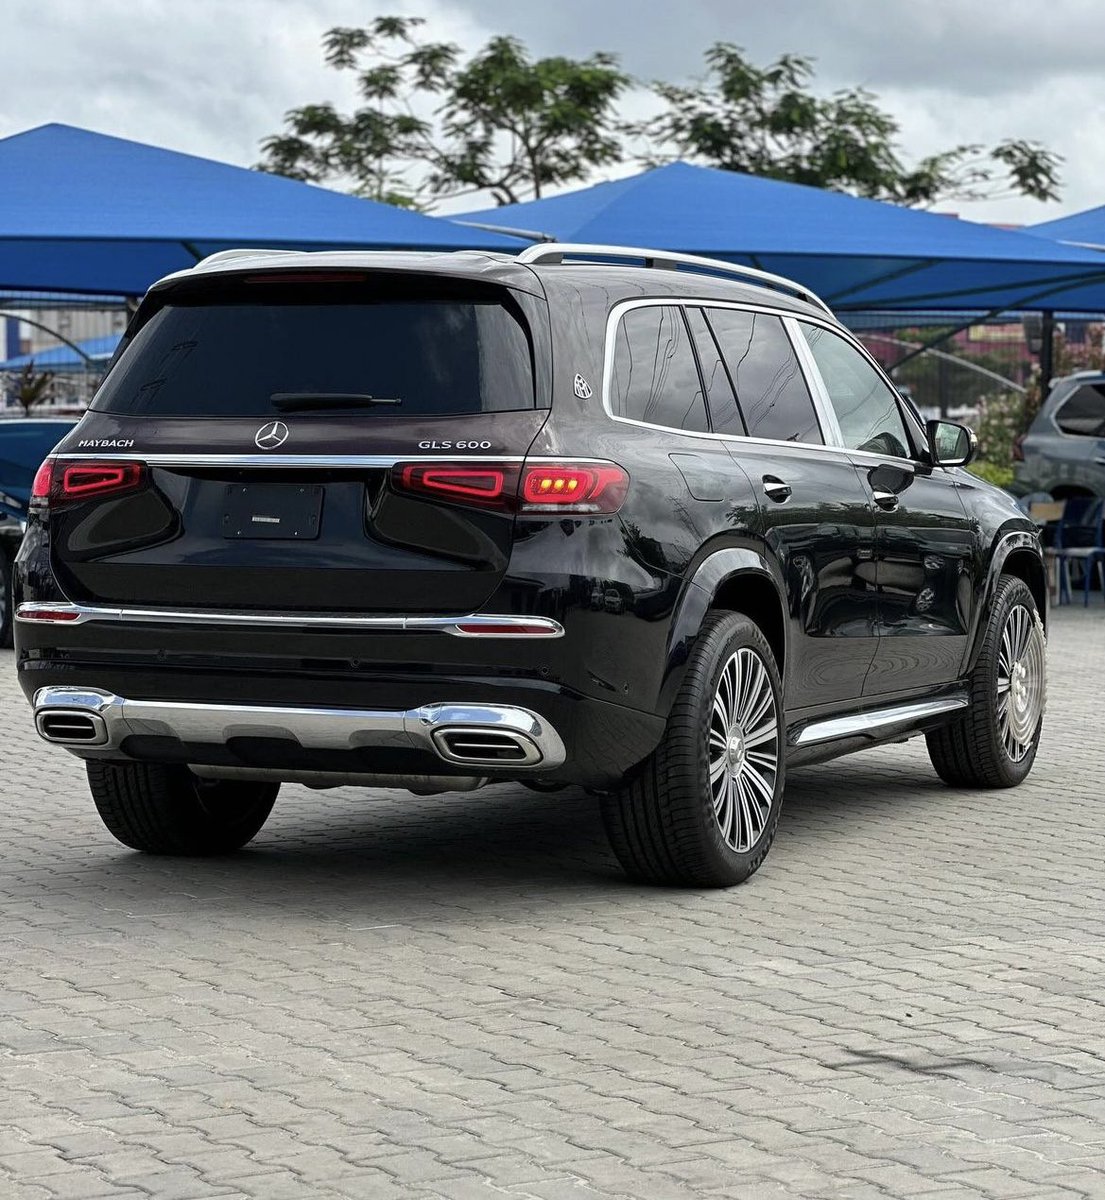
[31,459,53,499]
[31,459,147,506]
[398,464,513,507]
[1012,434,1026,463]
[520,465,628,513]
[392,461,629,515]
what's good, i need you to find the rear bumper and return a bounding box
[34,685,565,771]
[19,663,664,789]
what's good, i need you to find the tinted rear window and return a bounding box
[1055,384,1105,436]
[92,287,536,418]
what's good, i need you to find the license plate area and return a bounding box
[223,484,323,540]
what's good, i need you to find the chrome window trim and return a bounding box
[15,603,564,638]
[600,297,853,460]
[599,296,931,464]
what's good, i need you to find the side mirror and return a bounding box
[926,419,978,467]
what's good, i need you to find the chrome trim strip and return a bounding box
[50,453,613,469]
[793,696,969,746]
[15,603,564,638]
[517,242,833,314]
[31,688,567,770]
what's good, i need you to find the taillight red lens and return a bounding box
[392,460,628,515]
[32,460,147,507]
[61,462,145,499]
[31,459,53,499]
[520,464,629,513]
[398,464,516,506]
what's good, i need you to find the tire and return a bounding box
[86,761,278,854]
[0,551,12,648]
[601,612,784,888]
[926,575,1045,788]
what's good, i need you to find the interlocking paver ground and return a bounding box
[1,605,1103,1199]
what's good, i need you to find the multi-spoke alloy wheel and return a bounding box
[927,575,1045,789]
[708,649,779,853]
[996,603,1046,763]
[602,612,785,888]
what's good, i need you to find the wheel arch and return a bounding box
[964,529,1048,676]
[1001,548,1048,630]
[659,549,787,716]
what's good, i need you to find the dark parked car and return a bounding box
[14,245,1048,887]
[0,417,78,645]
[1014,369,1105,499]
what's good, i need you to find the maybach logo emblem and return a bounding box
[255,420,290,450]
[573,374,593,399]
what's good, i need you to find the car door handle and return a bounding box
[1093,456,1105,466]
[762,476,792,502]
[872,489,900,511]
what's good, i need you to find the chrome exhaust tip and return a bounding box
[432,726,543,767]
[35,709,108,746]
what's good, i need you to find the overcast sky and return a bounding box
[2,0,1103,224]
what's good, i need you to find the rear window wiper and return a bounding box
[270,392,403,412]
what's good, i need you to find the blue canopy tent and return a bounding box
[1029,205,1105,251]
[0,124,520,296]
[0,333,120,371]
[458,162,1105,313]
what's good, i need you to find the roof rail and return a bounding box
[193,248,302,270]
[515,242,832,315]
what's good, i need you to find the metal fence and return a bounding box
[0,291,128,415]
[841,310,1104,426]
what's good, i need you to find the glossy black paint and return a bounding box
[14,252,1046,788]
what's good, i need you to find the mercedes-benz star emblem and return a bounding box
[255,420,290,450]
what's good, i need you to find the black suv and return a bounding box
[13,244,1048,888]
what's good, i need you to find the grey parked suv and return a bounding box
[1014,370,1105,499]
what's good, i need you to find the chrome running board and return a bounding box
[793,696,968,747]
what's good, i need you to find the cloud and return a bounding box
[0,0,1101,225]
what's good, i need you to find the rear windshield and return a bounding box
[92,284,536,418]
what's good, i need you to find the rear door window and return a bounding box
[609,305,709,433]
[92,284,535,418]
[1054,384,1105,436]
[704,308,822,444]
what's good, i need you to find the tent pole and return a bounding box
[1038,311,1056,401]
[887,311,999,371]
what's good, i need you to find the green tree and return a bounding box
[257,17,629,207]
[634,44,1061,206]
[11,362,54,417]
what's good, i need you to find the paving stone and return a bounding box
[1,607,1104,1199]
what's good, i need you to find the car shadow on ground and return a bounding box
[50,752,955,919]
